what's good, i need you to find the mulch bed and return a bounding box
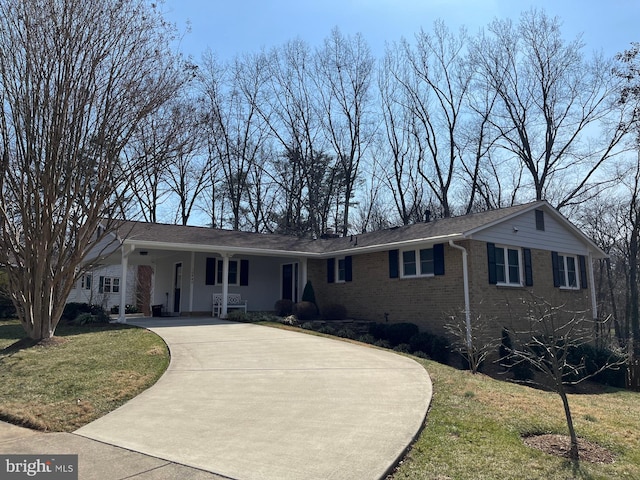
[523,434,616,464]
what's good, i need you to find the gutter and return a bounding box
[449,240,472,348]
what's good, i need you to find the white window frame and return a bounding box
[102,276,120,294]
[336,257,346,283]
[557,253,580,290]
[401,247,435,278]
[495,245,523,287]
[81,274,92,290]
[215,259,239,286]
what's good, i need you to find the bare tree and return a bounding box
[503,298,626,462]
[0,0,189,340]
[315,28,375,235]
[126,95,201,223]
[200,52,269,230]
[378,43,427,224]
[401,22,474,218]
[471,9,631,209]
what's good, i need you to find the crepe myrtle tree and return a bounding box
[0,0,192,340]
[502,297,627,463]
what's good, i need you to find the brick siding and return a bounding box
[308,239,593,340]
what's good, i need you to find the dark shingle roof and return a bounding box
[115,202,545,257]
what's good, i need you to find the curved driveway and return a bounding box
[75,318,432,480]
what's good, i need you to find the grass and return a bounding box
[390,358,640,480]
[0,318,169,432]
[2,317,639,478]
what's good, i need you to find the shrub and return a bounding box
[62,303,110,325]
[301,281,317,305]
[321,303,348,320]
[274,299,294,317]
[335,327,356,340]
[394,343,411,353]
[294,301,318,321]
[385,322,419,346]
[499,328,534,381]
[357,333,376,344]
[226,311,280,323]
[369,322,388,340]
[566,343,627,387]
[409,331,450,363]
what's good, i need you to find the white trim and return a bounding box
[449,241,471,348]
[494,245,523,287]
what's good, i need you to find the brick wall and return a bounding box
[308,240,593,340]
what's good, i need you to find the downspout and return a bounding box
[449,240,472,348]
[588,252,598,320]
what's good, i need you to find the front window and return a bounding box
[558,254,579,289]
[402,247,435,277]
[337,258,346,282]
[495,246,521,286]
[100,276,120,293]
[216,260,239,286]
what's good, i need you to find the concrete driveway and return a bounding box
[75,318,432,480]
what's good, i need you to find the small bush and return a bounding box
[60,302,110,325]
[394,343,411,353]
[409,331,450,363]
[274,299,294,317]
[301,281,317,305]
[374,339,392,349]
[294,301,318,321]
[566,343,627,387]
[321,303,348,320]
[357,334,376,344]
[499,329,534,381]
[335,327,356,339]
[385,322,420,346]
[369,323,388,340]
[62,303,110,324]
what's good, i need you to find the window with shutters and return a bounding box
[205,258,249,286]
[554,253,581,289]
[397,244,444,278]
[488,244,523,286]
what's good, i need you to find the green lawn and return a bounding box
[1,318,639,479]
[390,357,640,480]
[0,319,169,432]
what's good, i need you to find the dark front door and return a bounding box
[174,262,182,313]
[281,263,299,302]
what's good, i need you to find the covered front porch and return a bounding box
[105,244,310,323]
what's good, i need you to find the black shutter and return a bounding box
[327,258,335,283]
[240,259,249,286]
[389,250,399,279]
[523,248,533,286]
[205,258,216,285]
[551,252,561,287]
[487,243,497,284]
[535,209,545,231]
[98,276,104,293]
[345,256,353,282]
[434,243,445,276]
[579,255,588,289]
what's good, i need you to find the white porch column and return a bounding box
[119,244,134,323]
[221,253,230,318]
[188,251,195,314]
[299,257,308,294]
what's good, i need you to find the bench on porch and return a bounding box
[212,293,247,317]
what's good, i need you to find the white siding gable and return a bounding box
[470,208,590,255]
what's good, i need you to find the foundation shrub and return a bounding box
[409,331,450,363]
[566,343,627,387]
[386,322,420,346]
[321,303,348,320]
[274,299,294,316]
[294,301,318,321]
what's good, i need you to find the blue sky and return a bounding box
[162,0,638,61]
